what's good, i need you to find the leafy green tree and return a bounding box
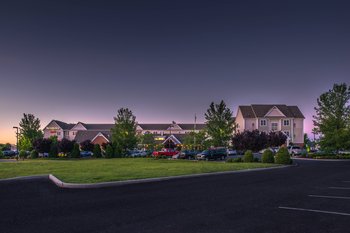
[19,113,43,143]
[19,150,26,160]
[58,138,74,155]
[111,108,138,156]
[93,144,102,158]
[80,140,94,151]
[70,143,80,158]
[33,138,52,153]
[205,100,236,147]
[313,83,350,152]
[18,136,32,151]
[0,150,3,158]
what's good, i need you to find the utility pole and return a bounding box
[13,126,19,161]
[194,114,197,150]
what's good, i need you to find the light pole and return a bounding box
[13,126,19,160]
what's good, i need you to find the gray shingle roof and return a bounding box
[53,120,75,130]
[239,105,304,118]
[74,131,111,143]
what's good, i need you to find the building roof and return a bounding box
[239,105,304,118]
[138,123,206,131]
[83,124,115,130]
[74,130,111,143]
[53,120,75,130]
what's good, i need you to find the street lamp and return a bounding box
[13,126,19,160]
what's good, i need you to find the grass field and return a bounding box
[0,158,279,183]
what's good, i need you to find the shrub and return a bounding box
[262,149,274,163]
[49,142,58,158]
[19,150,27,160]
[275,147,291,164]
[227,157,242,163]
[300,150,307,158]
[93,144,102,158]
[70,143,81,158]
[105,144,114,158]
[30,150,38,159]
[80,140,94,152]
[0,150,3,158]
[243,150,254,162]
[253,157,259,162]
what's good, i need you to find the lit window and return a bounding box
[283,120,290,126]
[260,119,267,126]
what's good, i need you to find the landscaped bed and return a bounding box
[0,158,279,183]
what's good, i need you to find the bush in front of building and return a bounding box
[30,150,38,159]
[243,150,254,162]
[105,144,114,158]
[261,149,274,163]
[80,140,94,152]
[0,150,3,158]
[93,144,102,158]
[19,150,27,160]
[49,142,58,158]
[70,143,81,158]
[226,157,242,163]
[275,147,291,164]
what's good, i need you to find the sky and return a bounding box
[0,0,349,143]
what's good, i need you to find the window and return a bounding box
[283,119,290,126]
[57,132,61,136]
[72,131,76,136]
[271,123,278,131]
[283,131,290,137]
[260,119,267,126]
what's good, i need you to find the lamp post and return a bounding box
[13,126,19,161]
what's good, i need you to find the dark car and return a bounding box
[196,148,227,161]
[179,150,198,159]
[2,150,16,157]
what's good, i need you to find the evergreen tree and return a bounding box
[313,83,350,152]
[93,144,102,158]
[205,100,236,147]
[71,143,81,158]
[111,108,138,156]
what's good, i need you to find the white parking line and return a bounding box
[329,187,350,190]
[279,206,350,216]
[309,195,350,200]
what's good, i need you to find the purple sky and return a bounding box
[1,0,349,143]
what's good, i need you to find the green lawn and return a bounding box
[0,158,279,183]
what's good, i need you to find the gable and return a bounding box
[44,121,62,130]
[168,124,182,131]
[71,122,87,131]
[264,106,286,117]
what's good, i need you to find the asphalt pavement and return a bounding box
[1,159,350,233]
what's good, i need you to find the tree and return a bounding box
[232,130,268,152]
[71,143,80,158]
[49,141,58,158]
[58,138,74,155]
[313,83,350,152]
[205,100,236,147]
[1,143,11,151]
[267,131,287,147]
[18,136,32,151]
[93,144,102,158]
[111,108,138,156]
[80,140,94,152]
[19,113,43,143]
[33,138,52,153]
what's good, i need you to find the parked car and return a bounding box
[227,149,237,156]
[2,150,16,157]
[196,148,227,161]
[178,150,198,159]
[80,151,93,157]
[129,150,147,157]
[288,146,302,155]
[152,148,179,157]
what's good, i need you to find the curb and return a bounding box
[292,157,350,162]
[0,175,49,182]
[48,164,295,189]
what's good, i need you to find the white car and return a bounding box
[288,146,302,155]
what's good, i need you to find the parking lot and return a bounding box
[0,159,349,233]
